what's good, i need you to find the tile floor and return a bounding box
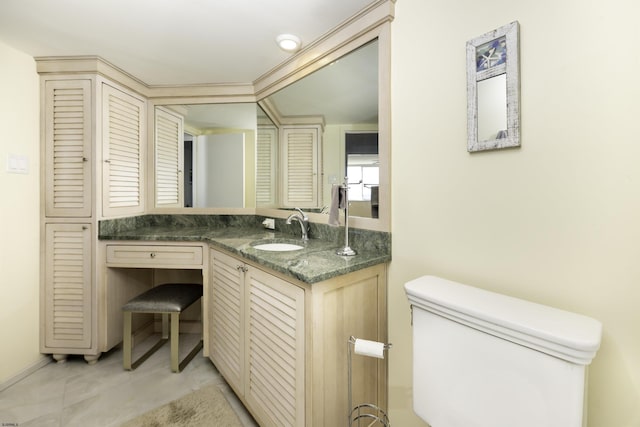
[0,334,258,427]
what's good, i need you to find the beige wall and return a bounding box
[0,40,46,386]
[390,0,640,426]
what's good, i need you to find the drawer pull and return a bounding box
[150,252,156,258]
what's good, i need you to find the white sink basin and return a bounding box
[253,242,304,252]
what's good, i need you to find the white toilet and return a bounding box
[404,275,602,427]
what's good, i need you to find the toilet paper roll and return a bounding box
[354,338,385,359]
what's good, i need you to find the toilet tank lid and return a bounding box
[404,275,602,365]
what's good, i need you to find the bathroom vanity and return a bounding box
[96,216,389,427]
[36,2,394,425]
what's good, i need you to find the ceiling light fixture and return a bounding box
[276,34,302,53]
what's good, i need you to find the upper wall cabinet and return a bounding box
[101,83,146,217]
[43,79,93,218]
[42,76,146,220]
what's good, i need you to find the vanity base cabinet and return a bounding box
[208,248,387,427]
[245,266,305,427]
[209,250,245,394]
[209,249,305,427]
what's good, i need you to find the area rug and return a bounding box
[121,383,243,427]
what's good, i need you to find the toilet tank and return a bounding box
[404,276,602,427]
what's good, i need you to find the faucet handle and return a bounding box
[294,207,308,221]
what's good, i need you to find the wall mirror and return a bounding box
[154,103,257,209]
[150,23,390,231]
[259,38,380,218]
[466,21,520,152]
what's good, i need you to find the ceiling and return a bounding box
[0,0,376,86]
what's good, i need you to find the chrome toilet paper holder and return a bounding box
[347,336,392,427]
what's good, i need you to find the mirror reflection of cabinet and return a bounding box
[155,107,184,208]
[152,103,256,209]
[280,125,322,208]
[256,118,278,207]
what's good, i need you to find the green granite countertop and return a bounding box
[99,215,391,284]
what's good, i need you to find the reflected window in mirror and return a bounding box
[346,132,379,218]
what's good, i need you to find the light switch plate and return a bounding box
[7,154,29,174]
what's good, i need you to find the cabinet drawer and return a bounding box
[106,244,203,267]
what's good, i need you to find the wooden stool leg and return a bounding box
[171,312,180,372]
[123,311,133,370]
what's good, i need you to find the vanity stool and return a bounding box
[122,283,203,373]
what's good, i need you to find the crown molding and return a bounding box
[34,55,255,102]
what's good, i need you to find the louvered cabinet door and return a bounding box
[281,126,321,208]
[43,223,92,350]
[245,267,305,427]
[101,83,145,217]
[154,107,184,208]
[209,250,245,395]
[44,79,92,218]
[256,125,278,207]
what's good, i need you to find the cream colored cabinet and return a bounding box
[209,249,305,427]
[43,79,93,218]
[280,125,322,209]
[101,83,146,217]
[208,248,387,427]
[42,223,93,360]
[245,265,305,427]
[42,77,146,220]
[209,250,245,393]
[40,74,146,362]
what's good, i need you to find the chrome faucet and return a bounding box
[286,208,309,242]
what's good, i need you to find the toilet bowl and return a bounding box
[404,275,602,427]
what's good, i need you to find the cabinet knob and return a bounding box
[150,252,156,258]
[236,265,248,273]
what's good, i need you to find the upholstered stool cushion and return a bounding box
[123,283,202,313]
[122,283,203,373]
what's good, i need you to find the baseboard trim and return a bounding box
[0,355,51,392]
